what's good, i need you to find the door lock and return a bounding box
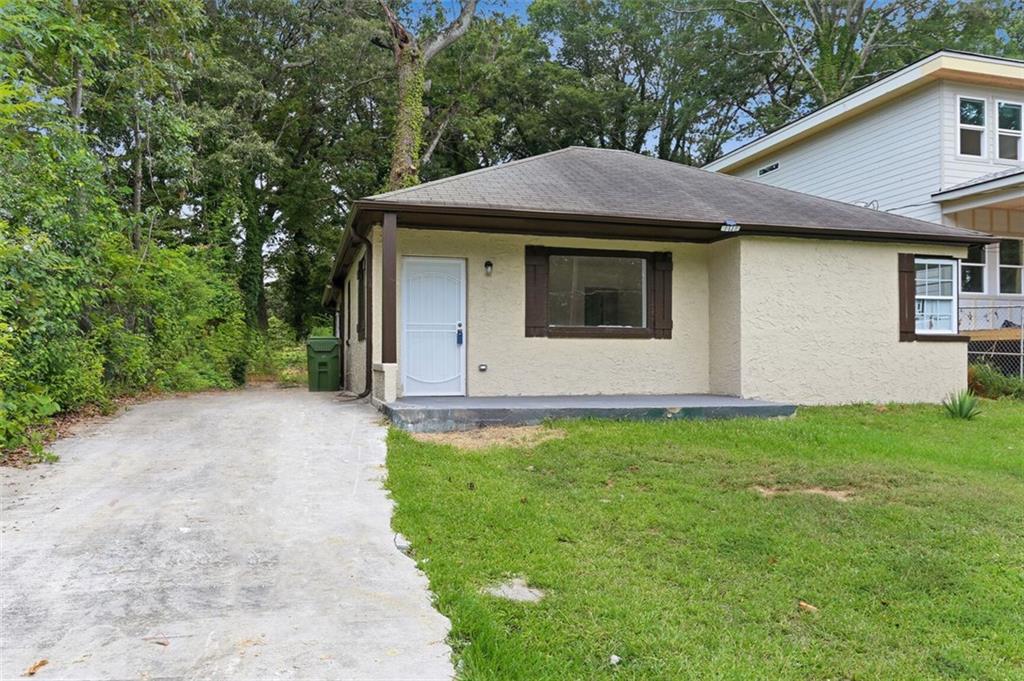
[456,322,464,346]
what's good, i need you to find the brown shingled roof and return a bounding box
[359,146,987,243]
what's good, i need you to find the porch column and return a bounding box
[381,212,398,364]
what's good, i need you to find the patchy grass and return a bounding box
[412,425,567,451]
[386,402,1024,680]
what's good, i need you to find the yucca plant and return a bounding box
[942,389,982,420]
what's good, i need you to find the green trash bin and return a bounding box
[306,336,340,391]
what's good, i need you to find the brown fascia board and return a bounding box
[353,200,993,246]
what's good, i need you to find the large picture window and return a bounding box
[999,239,1023,295]
[548,254,646,328]
[525,246,672,338]
[958,96,986,157]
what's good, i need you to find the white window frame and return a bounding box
[996,99,1023,163]
[757,161,779,177]
[915,257,958,335]
[998,238,1024,296]
[957,95,987,159]
[959,244,988,295]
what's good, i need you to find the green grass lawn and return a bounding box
[386,401,1024,680]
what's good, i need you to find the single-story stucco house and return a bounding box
[323,146,990,428]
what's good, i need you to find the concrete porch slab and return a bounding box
[379,394,796,432]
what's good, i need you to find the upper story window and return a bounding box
[1000,239,1023,295]
[958,97,986,157]
[960,244,987,294]
[997,101,1022,161]
[758,161,779,176]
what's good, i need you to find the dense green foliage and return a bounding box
[2,0,1021,455]
[388,403,1024,679]
[970,361,1024,399]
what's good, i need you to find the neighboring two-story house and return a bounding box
[706,50,1023,338]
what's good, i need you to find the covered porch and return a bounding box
[380,393,797,433]
[937,168,1024,334]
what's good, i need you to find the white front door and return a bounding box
[401,257,466,396]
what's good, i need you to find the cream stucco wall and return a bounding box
[708,239,742,396]
[731,237,968,404]
[340,242,369,394]
[394,230,711,397]
[355,226,968,404]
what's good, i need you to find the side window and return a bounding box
[999,239,1023,295]
[960,244,987,294]
[899,254,959,340]
[958,97,986,158]
[997,101,1022,161]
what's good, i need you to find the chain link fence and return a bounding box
[959,305,1024,379]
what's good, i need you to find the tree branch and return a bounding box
[422,0,478,63]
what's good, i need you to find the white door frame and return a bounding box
[401,256,467,396]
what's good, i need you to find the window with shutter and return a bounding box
[524,246,671,339]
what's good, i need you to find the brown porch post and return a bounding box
[381,212,398,364]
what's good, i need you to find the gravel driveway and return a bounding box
[1,388,453,680]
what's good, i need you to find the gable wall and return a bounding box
[730,82,944,223]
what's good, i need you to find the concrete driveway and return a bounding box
[1,388,453,680]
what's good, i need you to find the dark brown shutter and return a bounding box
[898,253,916,342]
[525,246,548,337]
[356,257,366,341]
[652,252,673,339]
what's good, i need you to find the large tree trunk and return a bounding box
[377,0,476,190]
[387,47,426,190]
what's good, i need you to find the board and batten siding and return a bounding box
[731,82,944,223]
[939,81,1024,190]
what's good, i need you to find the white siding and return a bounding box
[939,82,1024,190]
[732,82,944,222]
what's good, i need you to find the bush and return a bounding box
[968,362,1024,400]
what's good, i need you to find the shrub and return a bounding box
[968,362,1024,400]
[943,390,982,420]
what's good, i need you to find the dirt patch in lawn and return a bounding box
[412,425,566,451]
[754,485,855,502]
[482,576,546,602]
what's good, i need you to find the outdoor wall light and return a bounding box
[484,260,494,275]
[720,219,741,233]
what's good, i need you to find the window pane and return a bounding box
[547,254,645,327]
[1000,267,1022,295]
[961,264,984,293]
[916,299,954,332]
[959,98,985,126]
[998,102,1022,131]
[959,128,983,156]
[965,244,986,264]
[1001,240,1023,267]
[998,133,1021,160]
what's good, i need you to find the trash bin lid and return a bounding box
[307,336,339,353]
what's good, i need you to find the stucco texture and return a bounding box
[356,227,967,405]
[732,237,968,404]
[394,230,711,397]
